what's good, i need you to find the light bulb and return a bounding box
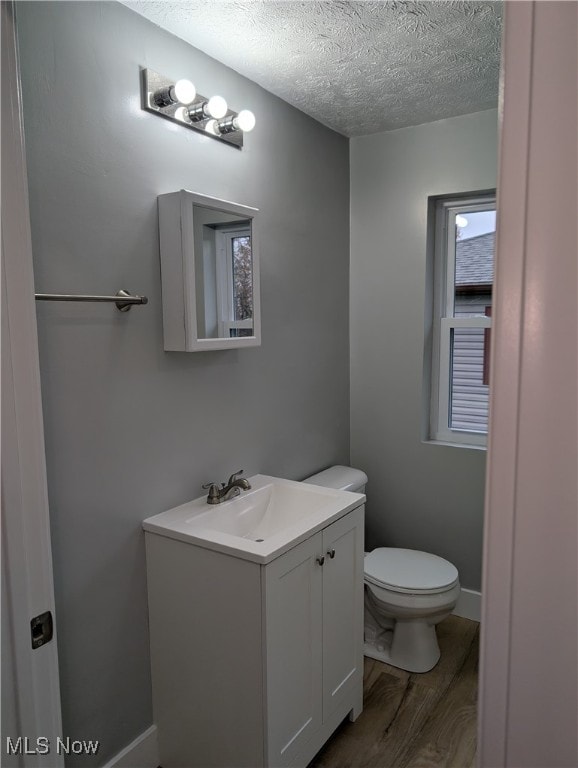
[456,215,468,228]
[153,78,196,108]
[207,95,228,119]
[172,79,196,105]
[234,110,256,132]
[204,119,220,136]
[174,106,189,122]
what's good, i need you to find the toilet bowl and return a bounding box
[364,547,460,672]
[303,465,461,674]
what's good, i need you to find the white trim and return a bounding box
[215,228,227,336]
[453,588,481,623]
[480,3,578,765]
[100,726,159,768]
[477,4,533,764]
[1,4,64,764]
[442,317,492,331]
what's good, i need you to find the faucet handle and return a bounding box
[202,482,220,504]
[226,470,245,486]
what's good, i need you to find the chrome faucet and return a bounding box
[202,470,251,504]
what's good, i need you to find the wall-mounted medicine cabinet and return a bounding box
[158,190,261,351]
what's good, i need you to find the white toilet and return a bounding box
[303,465,460,674]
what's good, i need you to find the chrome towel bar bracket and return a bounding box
[34,289,148,312]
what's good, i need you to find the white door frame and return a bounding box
[478,2,577,766]
[1,2,64,764]
[3,2,576,767]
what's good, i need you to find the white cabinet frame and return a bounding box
[158,189,261,352]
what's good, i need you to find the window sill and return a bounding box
[423,438,487,451]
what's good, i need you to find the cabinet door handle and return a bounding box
[316,555,325,566]
[327,548,336,559]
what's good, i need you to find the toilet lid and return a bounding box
[364,548,459,595]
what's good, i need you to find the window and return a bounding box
[430,194,496,446]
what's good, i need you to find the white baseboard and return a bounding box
[101,725,159,768]
[453,588,481,622]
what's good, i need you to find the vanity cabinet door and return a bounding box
[263,533,323,768]
[321,506,364,721]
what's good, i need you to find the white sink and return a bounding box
[188,481,333,540]
[143,474,365,563]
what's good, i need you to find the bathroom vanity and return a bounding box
[143,475,365,767]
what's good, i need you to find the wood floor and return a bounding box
[310,615,480,768]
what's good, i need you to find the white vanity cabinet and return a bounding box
[145,503,364,768]
[264,509,364,766]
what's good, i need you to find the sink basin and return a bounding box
[188,481,334,540]
[143,474,365,563]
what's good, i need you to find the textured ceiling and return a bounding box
[123,1,502,136]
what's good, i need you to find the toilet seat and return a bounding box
[364,548,459,595]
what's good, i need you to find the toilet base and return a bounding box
[363,578,460,674]
[364,586,447,673]
[363,619,441,673]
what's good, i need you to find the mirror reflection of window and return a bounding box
[214,222,253,339]
[192,205,254,340]
[232,235,252,325]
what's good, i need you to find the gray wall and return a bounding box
[350,110,498,591]
[16,2,350,764]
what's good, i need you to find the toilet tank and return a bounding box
[303,465,368,494]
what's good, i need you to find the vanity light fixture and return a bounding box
[141,68,255,150]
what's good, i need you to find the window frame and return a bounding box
[430,194,496,447]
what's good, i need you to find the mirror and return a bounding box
[158,190,260,351]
